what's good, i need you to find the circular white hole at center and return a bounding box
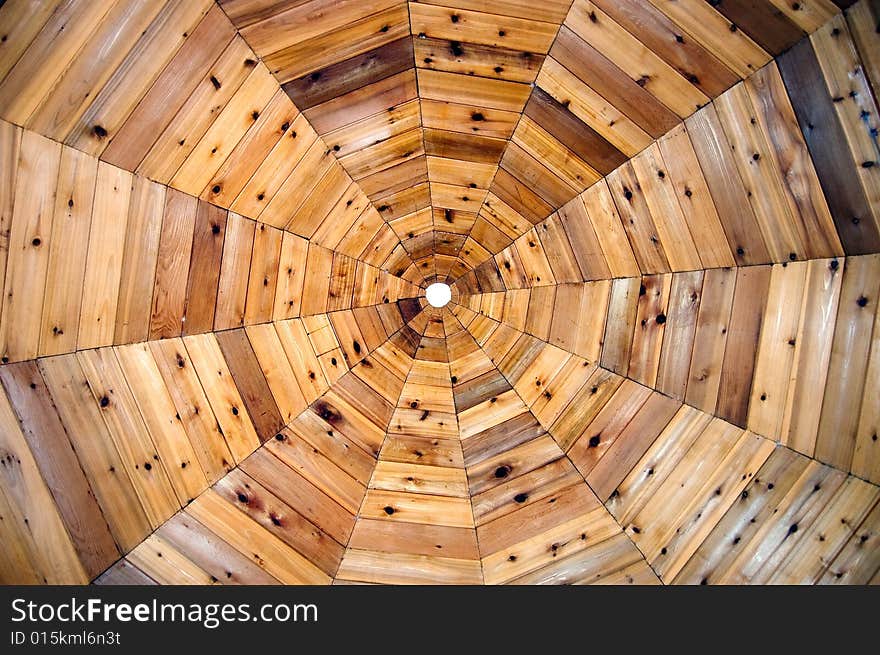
[425,283,451,308]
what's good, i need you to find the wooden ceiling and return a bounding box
[1,0,879,585]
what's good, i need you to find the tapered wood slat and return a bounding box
[38,355,151,552]
[0,361,118,578]
[39,146,97,356]
[0,130,60,363]
[78,162,132,350]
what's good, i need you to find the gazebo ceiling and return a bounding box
[0,0,878,586]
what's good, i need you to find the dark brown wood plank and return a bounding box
[525,87,627,176]
[716,264,772,427]
[777,38,880,255]
[283,37,414,110]
[215,329,284,441]
[423,128,506,163]
[710,0,804,56]
[184,200,227,335]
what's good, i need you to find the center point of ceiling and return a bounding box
[425,283,451,308]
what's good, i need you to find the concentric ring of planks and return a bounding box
[0,0,878,585]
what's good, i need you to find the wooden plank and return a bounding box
[171,62,280,197]
[854,280,880,484]
[93,560,156,585]
[272,232,308,320]
[114,176,165,344]
[745,62,841,260]
[39,145,97,356]
[414,36,544,83]
[299,243,334,316]
[75,347,181,528]
[477,482,602,557]
[717,265,772,427]
[242,447,355,546]
[0,374,87,584]
[77,162,132,349]
[0,0,63,84]
[656,271,703,400]
[777,38,880,254]
[348,517,478,560]
[231,113,316,220]
[0,120,21,330]
[588,392,681,501]
[606,405,711,525]
[630,142,701,271]
[274,319,329,404]
[782,259,843,456]
[100,5,235,171]
[260,5,409,83]
[684,268,735,414]
[684,104,769,265]
[565,0,708,117]
[748,262,809,440]
[215,328,284,441]
[213,467,344,576]
[267,428,366,514]
[0,0,115,125]
[182,333,261,463]
[0,362,118,578]
[628,275,672,387]
[0,130,60,362]
[149,338,234,484]
[524,87,626,176]
[115,343,209,503]
[65,0,214,155]
[820,494,880,584]
[536,56,651,158]
[214,212,255,330]
[245,323,308,425]
[657,123,735,269]
[816,255,880,471]
[187,488,330,584]
[157,512,280,584]
[606,163,669,274]
[600,278,639,375]
[360,488,474,528]
[27,0,166,141]
[149,188,197,339]
[589,0,738,97]
[283,36,413,109]
[244,222,282,324]
[136,35,256,184]
[645,0,769,79]
[551,26,679,139]
[336,549,482,585]
[38,355,151,553]
[811,14,880,236]
[203,90,298,206]
[707,0,804,55]
[409,3,559,53]
[183,201,227,334]
[577,181,639,278]
[126,532,215,584]
[285,410,376,486]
